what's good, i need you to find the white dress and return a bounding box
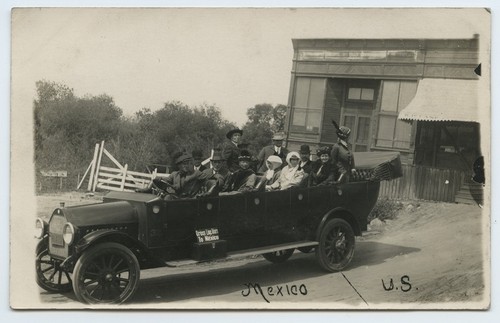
[270,165,304,190]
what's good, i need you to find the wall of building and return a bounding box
[285,37,479,167]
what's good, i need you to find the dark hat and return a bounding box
[192,149,203,160]
[226,128,243,139]
[316,146,332,157]
[172,151,193,165]
[299,144,311,154]
[337,126,351,140]
[238,149,252,162]
[210,148,225,162]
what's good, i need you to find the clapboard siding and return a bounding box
[379,164,466,202]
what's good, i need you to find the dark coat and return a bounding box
[308,160,335,186]
[203,167,229,186]
[299,159,313,174]
[257,145,289,173]
[164,169,210,198]
[223,168,256,192]
[331,142,355,182]
[222,140,241,173]
[198,167,230,197]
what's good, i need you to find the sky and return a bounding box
[11,7,490,126]
[3,1,500,322]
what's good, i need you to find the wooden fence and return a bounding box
[379,164,467,202]
[78,141,168,192]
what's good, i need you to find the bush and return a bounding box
[367,198,404,222]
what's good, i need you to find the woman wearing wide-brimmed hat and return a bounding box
[222,128,243,173]
[222,150,256,193]
[331,124,355,183]
[308,146,335,187]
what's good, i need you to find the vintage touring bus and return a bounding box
[35,152,401,304]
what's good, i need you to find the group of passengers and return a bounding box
[142,124,355,200]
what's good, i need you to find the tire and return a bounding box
[72,242,140,304]
[315,218,355,272]
[36,240,73,293]
[298,246,314,253]
[262,249,294,263]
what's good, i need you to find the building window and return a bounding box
[343,114,371,152]
[415,122,480,170]
[347,87,375,101]
[290,77,326,133]
[376,80,417,149]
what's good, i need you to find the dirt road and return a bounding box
[36,193,488,309]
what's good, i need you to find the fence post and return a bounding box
[87,143,100,191]
[92,141,105,192]
[120,164,128,191]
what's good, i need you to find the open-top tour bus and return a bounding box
[35,152,402,304]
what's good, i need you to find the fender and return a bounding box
[315,207,362,240]
[36,236,49,255]
[61,230,164,270]
[74,230,146,255]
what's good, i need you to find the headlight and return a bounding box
[34,218,46,239]
[62,223,75,245]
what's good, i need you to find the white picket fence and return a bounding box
[77,141,168,192]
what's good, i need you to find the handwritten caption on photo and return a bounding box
[241,283,308,303]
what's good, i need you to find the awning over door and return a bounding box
[398,78,480,122]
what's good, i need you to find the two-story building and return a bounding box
[284,36,484,203]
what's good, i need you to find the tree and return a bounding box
[241,103,288,156]
[34,80,269,192]
[130,101,235,167]
[34,80,124,188]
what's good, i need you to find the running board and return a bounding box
[226,241,318,259]
[165,240,318,267]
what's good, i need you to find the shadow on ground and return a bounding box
[132,241,420,304]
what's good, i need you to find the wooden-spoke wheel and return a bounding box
[72,243,140,304]
[36,245,73,293]
[262,249,294,263]
[316,218,355,272]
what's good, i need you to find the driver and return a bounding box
[148,151,211,199]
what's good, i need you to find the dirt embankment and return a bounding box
[362,201,486,304]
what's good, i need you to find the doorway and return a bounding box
[340,79,379,152]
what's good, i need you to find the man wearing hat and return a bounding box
[199,148,230,196]
[222,128,243,173]
[256,132,289,173]
[298,144,313,174]
[222,150,256,193]
[148,151,211,199]
[192,149,207,172]
[331,125,355,183]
